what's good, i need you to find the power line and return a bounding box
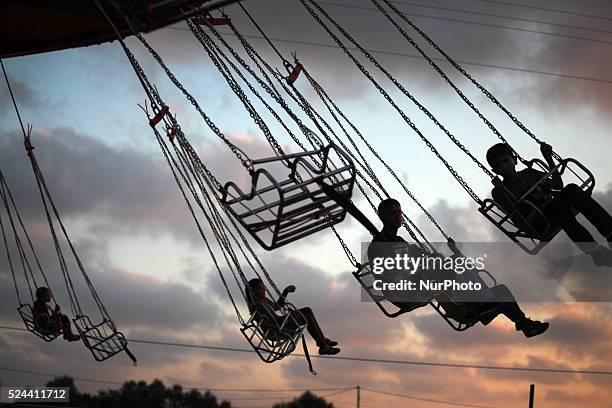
[318,1,612,47]
[363,387,497,408]
[390,0,612,35]
[473,0,612,23]
[166,26,612,84]
[1,325,610,376]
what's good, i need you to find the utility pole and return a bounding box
[529,384,535,408]
[356,385,361,408]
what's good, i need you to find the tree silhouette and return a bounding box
[273,391,335,408]
[44,376,232,408]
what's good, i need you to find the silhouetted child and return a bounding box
[32,287,80,342]
[369,198,549,338]
[245,279,340,355]
[487,142,612,265]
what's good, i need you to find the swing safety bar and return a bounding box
[221,143,356,250]
[479,158,594,255]
[240,303,306,363]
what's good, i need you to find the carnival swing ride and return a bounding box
[0,0,599,372]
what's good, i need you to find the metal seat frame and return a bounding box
[354,262,505,332]
[240,303,307,364]
[430,269,499,332]
[479,158,595,254]
[73,315,136,364]
[352,262,434,318]
[17,303,61,342]
[221,143,356,250]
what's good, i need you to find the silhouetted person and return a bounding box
[33,287,80,341]
[368,199,549,338]
[245,278,340,355]
[487,142,612,266]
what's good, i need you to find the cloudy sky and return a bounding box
[1,0,612,407]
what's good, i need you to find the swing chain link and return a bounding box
[372,0,500,174]
[152,125,245,323]
[303,68,451,241]
[111,35,230,192]
[376,0,559,162]
[300,0,482,204]
[225,20,324,150]
[331,225,359,267]
[224,9,434,254]
[191,21,289,161]
[133,31,254,173]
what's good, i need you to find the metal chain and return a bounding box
[300,0,482,204]
[225,13,432,253]
[287,79,433,249]
[167,115,284,298]
[151,124,245,323]
[28,156,80,316]
[0,181,22,304]
[225,20,324,149]
[1,173,54,300]
[204,20,312,153]
[30,156,110,319]
[372,0,508,170]
[0,178,37,301]
[133,32,254,172]
[378,0,560,161]
[303,67,451,241]
[189,22,289,162]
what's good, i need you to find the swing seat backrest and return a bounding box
[241,303,306,363]
[479,158,595,254]
[73,315,136,364]
[17,304,60,342]
[221,143,356,250]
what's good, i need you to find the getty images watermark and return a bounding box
[359,242,612,302]
[370,252,488,292]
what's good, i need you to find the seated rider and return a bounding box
[368,199,549,338]
[487,142,612,265]
[245,278,340,355]
[32,287,80,341]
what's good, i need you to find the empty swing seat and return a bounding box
[221,143,356,250]
[479,158,594,254]
[241,303,306,363]
[73,315,136,364]
[17,303,60,342]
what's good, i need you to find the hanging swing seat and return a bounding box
[430,269,498,331]
[73,315,136,364]
[355,259,502,332]
[430,299,478,331]
[479,158,594,254]
[17,303,61,342]
[241,303,307,363]
[221,143,356,250]
[352,262,432,318]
